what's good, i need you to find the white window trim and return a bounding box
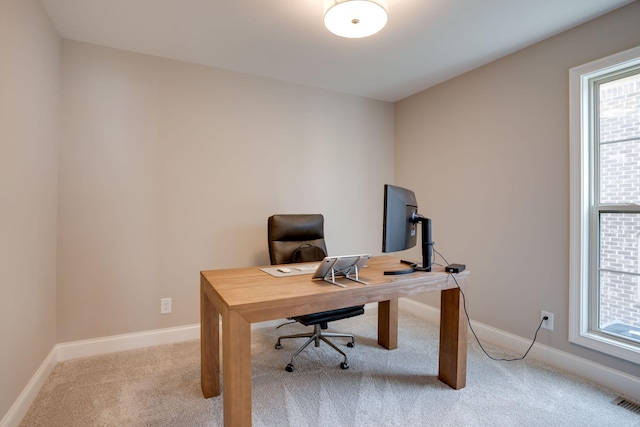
[569,45,640,364]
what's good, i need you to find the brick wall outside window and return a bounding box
[598,74,640,329]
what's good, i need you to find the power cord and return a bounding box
[434,248,546,362]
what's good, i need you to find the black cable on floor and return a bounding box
[434,247,545,362]
[448,272,545,362]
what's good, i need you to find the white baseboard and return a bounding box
[56,324,200,362]
[0,348,57,427]
[399,298,441,323]
[399,298,640,401]
[4,300,639,427]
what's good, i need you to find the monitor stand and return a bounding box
[384,217,433,275]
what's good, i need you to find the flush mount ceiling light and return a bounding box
[324,0,388,38]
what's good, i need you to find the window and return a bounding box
[570,46,640,363]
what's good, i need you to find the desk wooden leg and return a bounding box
[201,277,220,398]
[222,309,252,427]
[378,299,398,350]
[438,288,467,389]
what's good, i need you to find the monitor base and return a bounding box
[383,259,431,275]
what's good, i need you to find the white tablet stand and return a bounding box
[313,254,371,287]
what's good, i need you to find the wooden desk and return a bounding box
[200,256,469,426]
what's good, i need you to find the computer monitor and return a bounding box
[382,184,433,272]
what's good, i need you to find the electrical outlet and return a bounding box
[541,310,554,331]
[161,298,172,314]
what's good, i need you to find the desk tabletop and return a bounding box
[200,256,469,323]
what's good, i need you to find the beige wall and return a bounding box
[57,40,394,342]
[0,0,60,418]
[396,1,640,377]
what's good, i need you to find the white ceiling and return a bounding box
[40,0,634,102]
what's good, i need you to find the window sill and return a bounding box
[570,328,640,364]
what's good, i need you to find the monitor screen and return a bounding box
[382,184,418,253]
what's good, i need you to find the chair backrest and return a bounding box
[267,214,328,265]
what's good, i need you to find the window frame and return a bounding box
[569,45,640,364]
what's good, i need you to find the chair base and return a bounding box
[275,323,355,372]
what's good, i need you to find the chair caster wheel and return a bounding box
[347,342,354,348]
[340,362,349,370]
[275,343,282,350]
[285,364,294,372]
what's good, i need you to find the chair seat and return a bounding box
[294,305,365,326]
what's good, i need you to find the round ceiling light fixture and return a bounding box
[324,0,388,38]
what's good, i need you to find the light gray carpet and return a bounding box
[20,309,639,426]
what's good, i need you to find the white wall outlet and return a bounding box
[541,310,554,331]
[161,298,172,314]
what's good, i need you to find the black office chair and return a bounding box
[267,214,365,372]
